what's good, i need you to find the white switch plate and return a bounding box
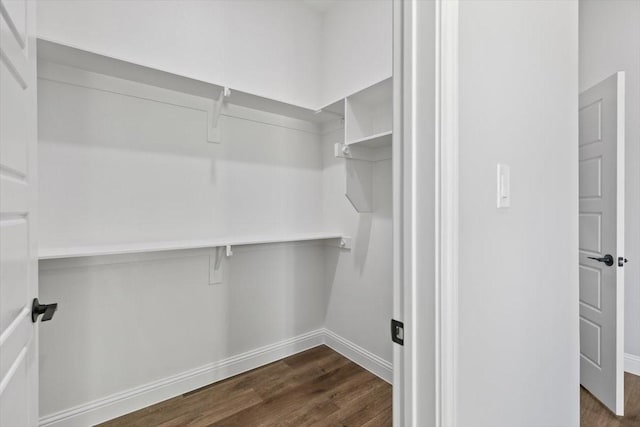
[497,164,510,208]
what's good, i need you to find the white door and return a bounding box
[0,0,39,425]
[579,72,625,415]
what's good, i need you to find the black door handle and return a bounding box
[32,298,58,322]
[587,254,614,266]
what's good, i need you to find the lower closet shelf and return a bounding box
[39,232,350,260]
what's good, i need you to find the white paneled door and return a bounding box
[579,72,626,415]
[0,0,40,426]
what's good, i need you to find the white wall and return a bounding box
[318,0,392,107]
[322,124,393,364]
[37,0,394,109]
[36,1,395,422]
[37,64,328,420]
[458,2,579,426]
[39,243,327,417]
[579,0,640,363]
[38,64,324,248]
[318,1,393,367]
[37,0,322,108]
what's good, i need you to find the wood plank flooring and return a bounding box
[581,372,640,427]
[97,346,392,427]
[98,346,640,426]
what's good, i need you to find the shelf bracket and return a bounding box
[326,236,352,250]
[208,244,233,285]
[334,143,391,162]
[209,87,231,143]
[335,141,391,213]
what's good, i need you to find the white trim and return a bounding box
[435,0,459,426]
[615,72,626,415]
[626,353,640,376]
[391,1,404,426]
[395,0,442,425]
[38,329,392,427]
[395,0,459,425]
[323,329,393,383]
[39,330,325,427]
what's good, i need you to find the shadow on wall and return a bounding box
[323,211,373,324]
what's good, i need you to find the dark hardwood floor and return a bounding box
[98,345,392,427]
[581,372,640,427]
[99,346,640,426]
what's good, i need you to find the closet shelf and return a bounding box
[39,233,350,260]
[346,130,392,148]
[332,77,392,213]
[37,38,339,124]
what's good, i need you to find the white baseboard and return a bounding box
[39,329,325,427]
[322,328,393,384]
[626,353,640,376]
[39,329,392,427]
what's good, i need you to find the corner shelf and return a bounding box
[330,78,393,213]
[346,130,392,148]
[39,233,351,260]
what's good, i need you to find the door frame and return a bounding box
[614,72,626,415]
[392,0,459,425]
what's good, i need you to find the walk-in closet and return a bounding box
[29,1,395,425]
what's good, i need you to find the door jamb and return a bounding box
[393,0,459,425]
[435,0,460,425]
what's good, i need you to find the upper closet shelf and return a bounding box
[347,130,392,148]
[39,232,351,260]
[328,78,393,213]
[37,38,339,127]
[331,78,393,161]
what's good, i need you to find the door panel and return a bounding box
[0,0,38,425]
[579,157,601,198]
[0,219,29,332]
[579,213,602,253]
[580,317,601,366]
[0,353,29,427]
[579,100,602,146]
[1,0,27,45]
[0,2,29,88]
[0,312,30,385]
[1,59,29,174]
[579,72,625,416]
[579,265,601,311]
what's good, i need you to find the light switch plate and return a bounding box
[497,164,510,208]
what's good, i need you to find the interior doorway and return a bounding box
[579,0,640,425]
